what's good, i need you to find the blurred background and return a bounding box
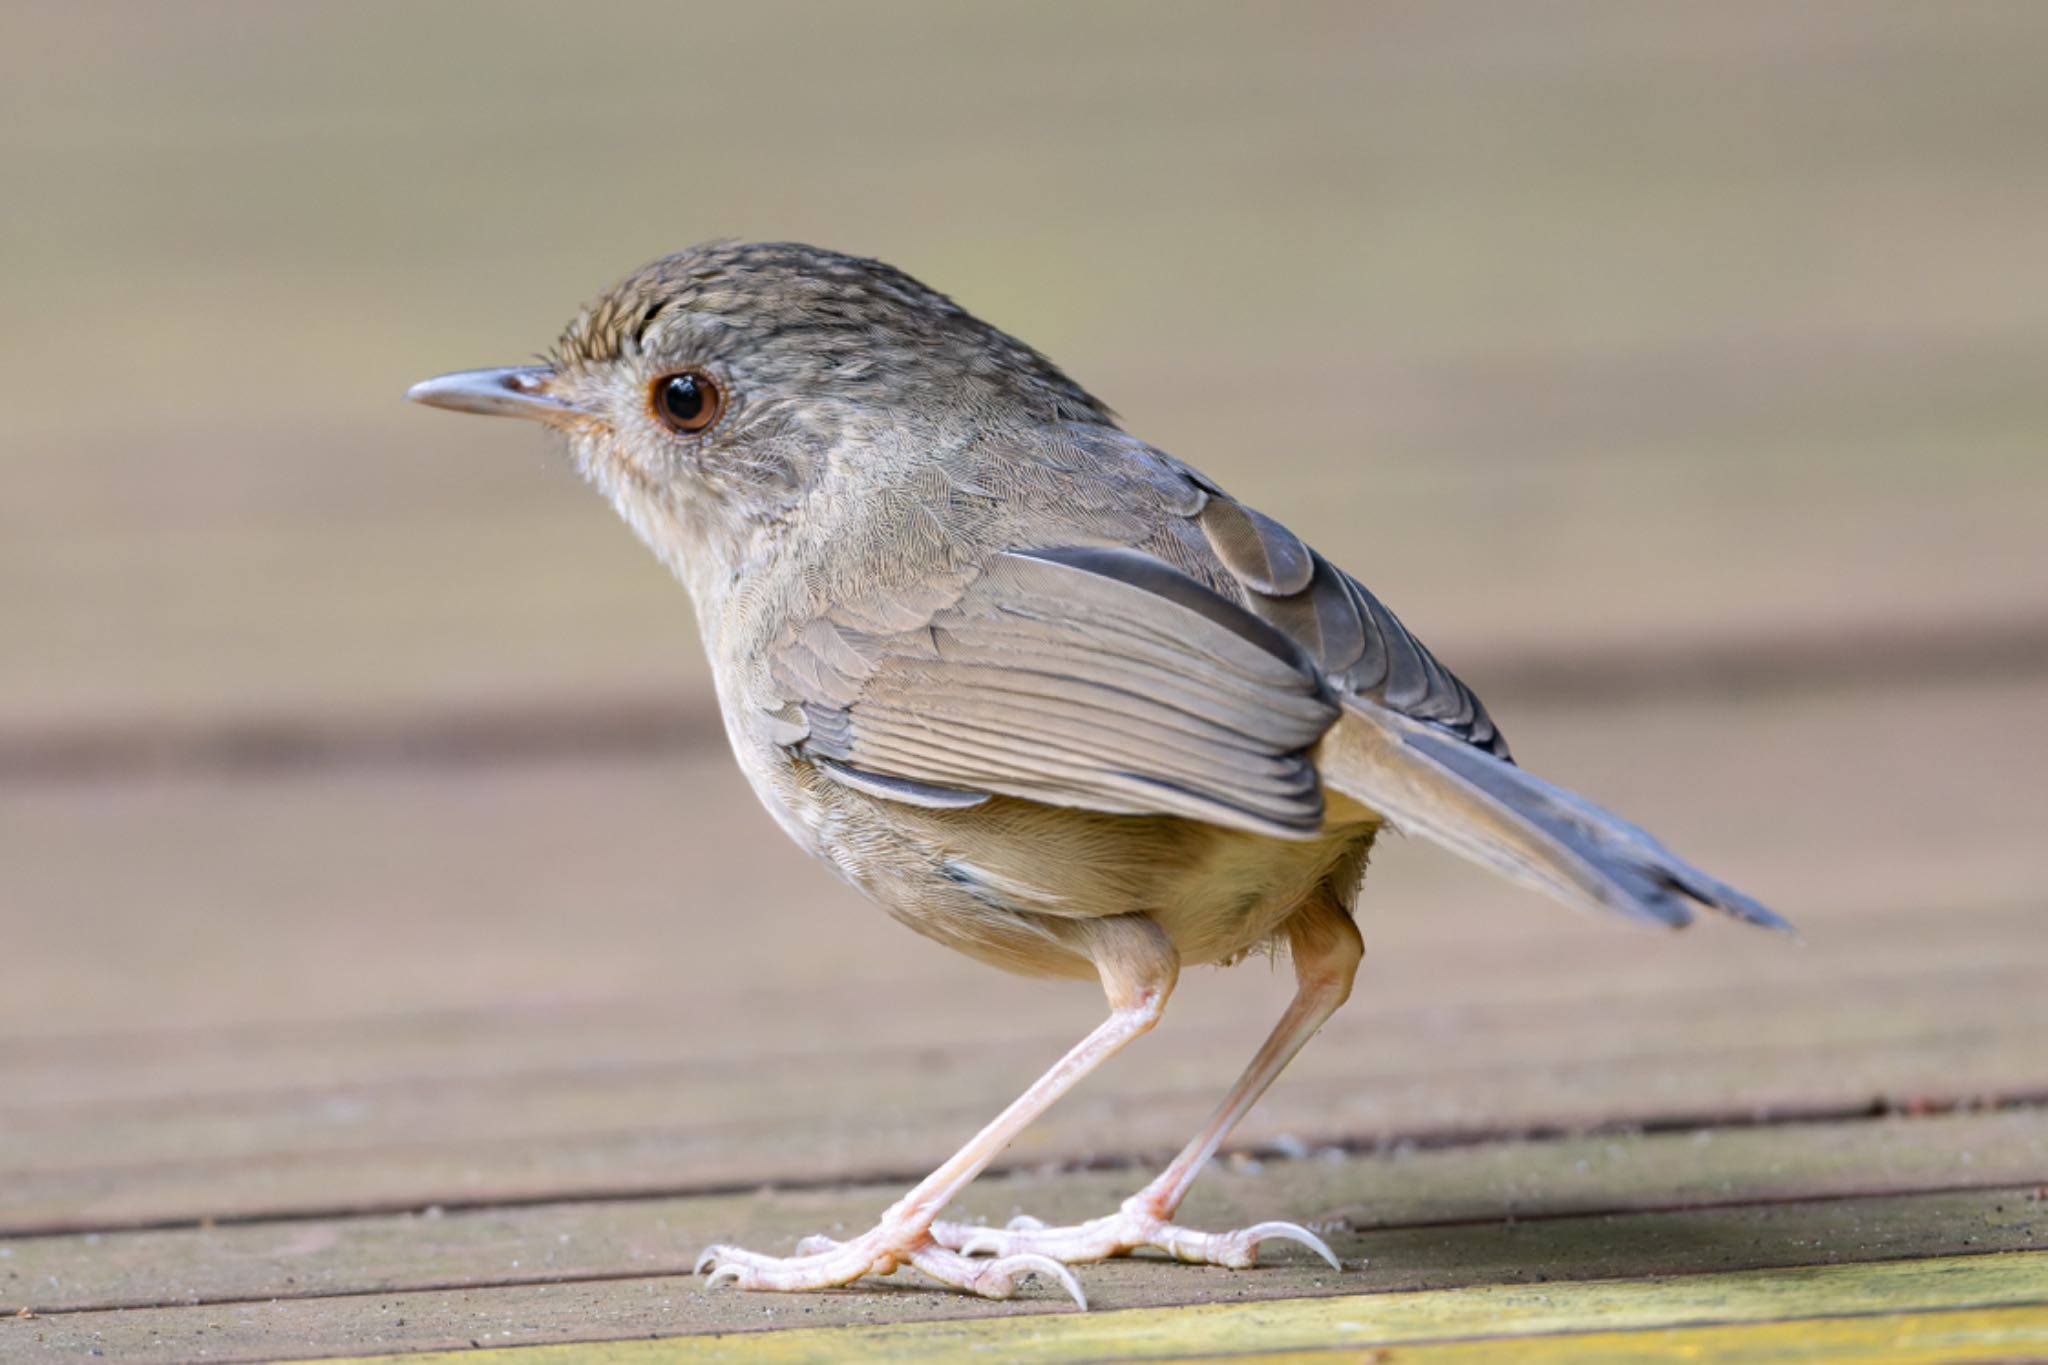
[2,0,2045,1243]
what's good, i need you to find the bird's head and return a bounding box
[409,242,1110,584]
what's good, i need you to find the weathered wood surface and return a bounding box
[291,1253,2048,1365]
[0,680,2043,1360]
[3,677,2043,1241]
[7,1109,2042,1314]
[7,1163,2044,1360]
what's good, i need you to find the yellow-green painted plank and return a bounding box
[1212,1304,2048,1365]
[308,1251,2048,1365]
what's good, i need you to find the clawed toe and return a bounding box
[909,1243,1088,1309]
[1236,1219,1341,1270]
[694,1238,878,1294]
[701,1260,747,1291]
[1163,1217,1340,1270]
[994,1253,1089,1309]
[694,1242,821,1291]
[937,1200,1344,1271]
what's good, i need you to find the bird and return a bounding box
[409,240,1789,1309]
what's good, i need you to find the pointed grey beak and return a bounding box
[406,366,588,425]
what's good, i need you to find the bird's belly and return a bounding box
[783,772,1376,979]
[1143,825,1372,967]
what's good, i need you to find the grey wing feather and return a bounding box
[1397,724,1790,932]
[1188,483,1509,759]
[808,755,991,810]
[777,546,1340,839]
[1318,701,1792,933]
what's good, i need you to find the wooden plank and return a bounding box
[5,1197,2042,1362]
[1208,1307,2048,1365]
[3,888,2040,1114]
[288,1254,2048,1365]
[3,885,2038,1114]
[6,1109,2043,1315]
[3,3,2046,734]
[263,1305,2048,1365]
[282,1255,2048,1365]
[6,895,2040,1136]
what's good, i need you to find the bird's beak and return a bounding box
[406,366,589,427]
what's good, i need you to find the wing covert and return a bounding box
[769,547,1341,838]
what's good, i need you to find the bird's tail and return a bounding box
[1316,702,1791,933]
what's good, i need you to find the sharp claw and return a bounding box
[997,1253,1088,1311]
[1005,1213,1049,1231]
[793,1234,841,1255]
[1245,1220,1342,1270]
[692,1246,722,1275]
[703,1263,746,1291]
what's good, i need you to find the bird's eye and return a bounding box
[650,370,724,435]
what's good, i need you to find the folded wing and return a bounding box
[771,546,1340,839]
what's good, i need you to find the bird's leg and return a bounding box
[933,893,1361,1270]
[696,916,1178,1306]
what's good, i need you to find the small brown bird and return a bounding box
[410,242,1787,1308]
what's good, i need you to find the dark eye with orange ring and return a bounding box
[651,370,724,435]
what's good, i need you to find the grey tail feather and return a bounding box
[1319,701,1794,935]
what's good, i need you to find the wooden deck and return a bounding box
[5,667,2045,1361]
[4,4,2047,1361]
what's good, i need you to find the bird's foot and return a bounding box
[696,1223,1088,1307]
[932,1194,1340,1270]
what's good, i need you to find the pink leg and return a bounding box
[696,915,1178,1307]
[933,896,1362,1269]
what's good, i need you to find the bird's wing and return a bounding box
[758,424,1504,837]
[1046,424,1505,759]
[766,546,1341,839]
[1179,484,1508,759]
